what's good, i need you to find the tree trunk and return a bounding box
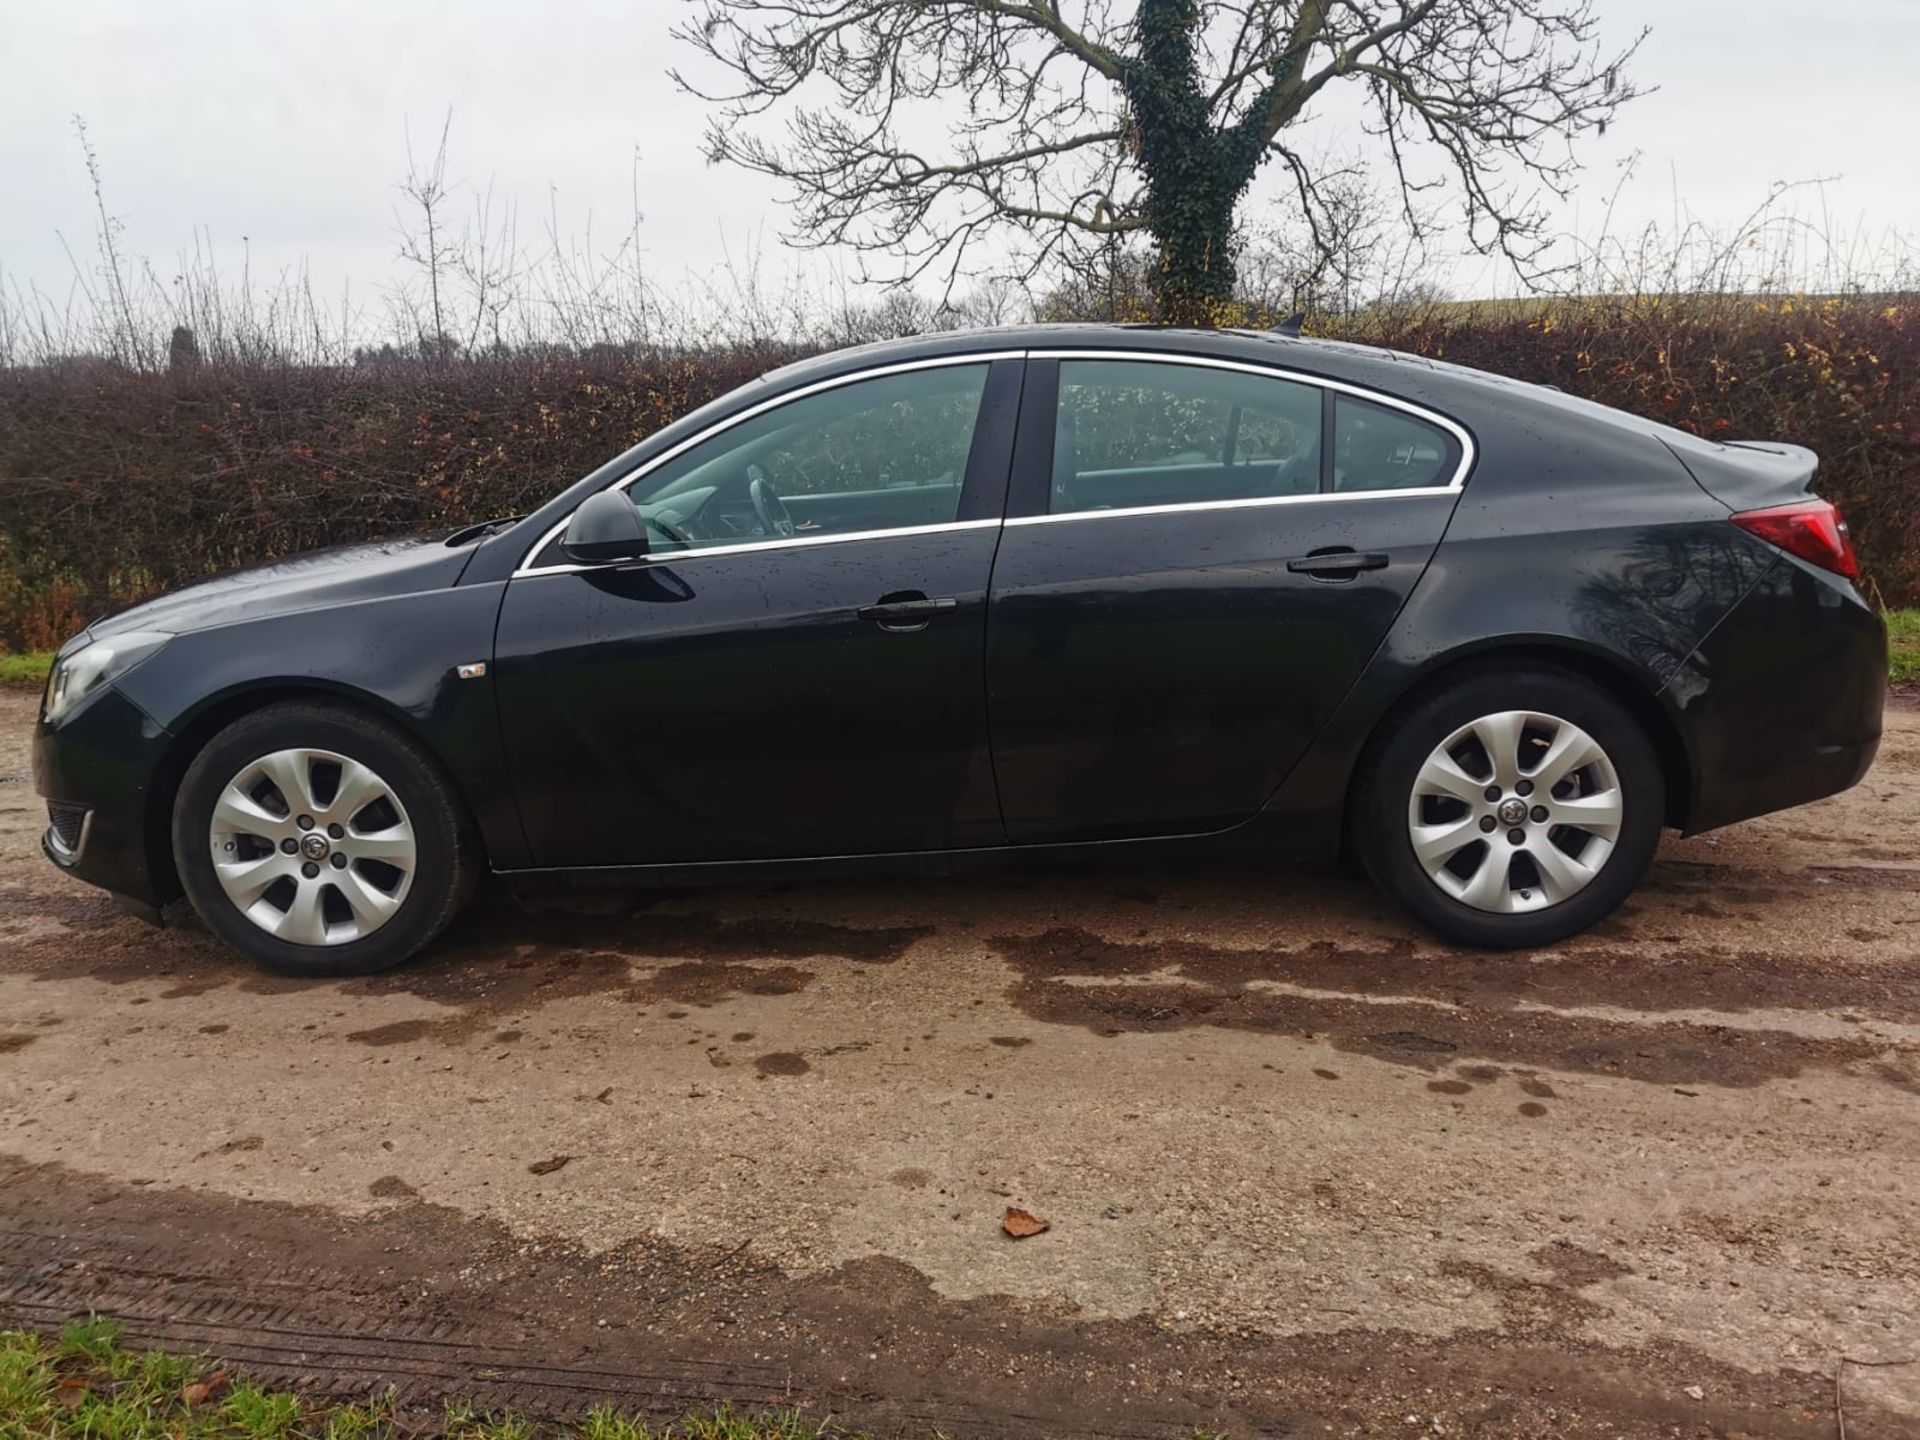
[1124,0,1256,326]
[1145,185,1242,325]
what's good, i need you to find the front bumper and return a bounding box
[32,684,177,911]
[1664,557,1886,834]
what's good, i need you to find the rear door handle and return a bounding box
[857,594,959,632]
[1286,549,1391,579]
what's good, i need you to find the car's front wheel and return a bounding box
[172,701,477,976]
[1355,666,1664,949]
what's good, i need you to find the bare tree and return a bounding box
[674,0,1646,322]
[395,115,459,360]
[67,115,147,366]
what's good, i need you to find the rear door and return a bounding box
[984,353,1471,843]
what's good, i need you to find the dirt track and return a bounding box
[3,687,1919,1437]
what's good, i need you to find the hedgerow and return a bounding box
[0,294,1913,650]
[0,348,801,648]
[1356,292,1918,609]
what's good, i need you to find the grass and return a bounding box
[1887,608,1920,686]
[0,1320,851,1440]
[0,651,52,686]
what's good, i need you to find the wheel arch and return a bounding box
[1346,638,1695,833]
[143,680,486,906]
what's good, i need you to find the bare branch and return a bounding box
[675,0,1648,312]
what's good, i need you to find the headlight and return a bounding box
[42,631,171,724]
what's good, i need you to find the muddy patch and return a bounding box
[629,960,813,1007]
[0,882,131,938]
[345,1019,437,1047]
[996,927,1912,1088]
[753,1051,811,1077]
[1440,1258,1608,1334]
[1016,921,1920,1024]
[339,963,817,1052]
[1646,857,1920,904]
[433,902,930,968]
[1532,1240,1633,1289]
[0,1155,1890,1440]
[3,888,899,1049]
[340,956,816,1048]
[1,888,917,1033]
[347,900,908,1038]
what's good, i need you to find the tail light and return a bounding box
[1730,499,1860,581]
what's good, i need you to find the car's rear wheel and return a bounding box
[173,701,477,976]
[1355,667,1664,949]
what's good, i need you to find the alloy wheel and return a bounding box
[208,747,417,946]
[1405,710,1624,914]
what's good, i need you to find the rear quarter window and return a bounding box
[1332,396,1461,492]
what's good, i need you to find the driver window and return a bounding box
[617,363,989,555]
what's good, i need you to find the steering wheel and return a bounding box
[748,468,797,538]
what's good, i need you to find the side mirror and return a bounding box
[561,491,649,565]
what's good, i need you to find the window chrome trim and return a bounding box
[1002,486,1458,527]
[1028,348,1477,522]
[511,343,1478,573]
[515,518,1001,578]
[513,351,1023,577]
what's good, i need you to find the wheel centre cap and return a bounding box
[300,833,331,861]
[1496,797,1529,826]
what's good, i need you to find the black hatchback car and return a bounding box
[34,326,1885,974]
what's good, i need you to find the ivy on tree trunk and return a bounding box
[1124,0,1247,320]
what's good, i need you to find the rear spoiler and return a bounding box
[1660,435,1819,512]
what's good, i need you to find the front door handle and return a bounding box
[858,593,959,632]
[1286,549,1391,580]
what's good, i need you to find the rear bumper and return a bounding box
[1664,558,1886,834]
[32,685,176,912]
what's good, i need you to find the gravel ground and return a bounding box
[2,687,1918,1437]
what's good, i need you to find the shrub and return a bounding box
[0,295,1914,648]
[0,348,799,646]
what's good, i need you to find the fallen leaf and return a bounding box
[528,1155,574,1176]
[1002,1207,1050,1239]
[182,1370,231,1406]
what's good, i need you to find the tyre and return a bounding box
[1354,666,1664,950]
[172,701,478,976]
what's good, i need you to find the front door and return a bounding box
[495,357,1021,867]
[985,355,1469,843]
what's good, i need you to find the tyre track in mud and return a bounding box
[0,1158,1902,1439]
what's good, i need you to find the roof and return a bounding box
[757,321,1436,395]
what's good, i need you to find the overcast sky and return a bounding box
[3,0,1916,324]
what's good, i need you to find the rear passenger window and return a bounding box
[1332,396,1459,492]
[1052,360,1322,514]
